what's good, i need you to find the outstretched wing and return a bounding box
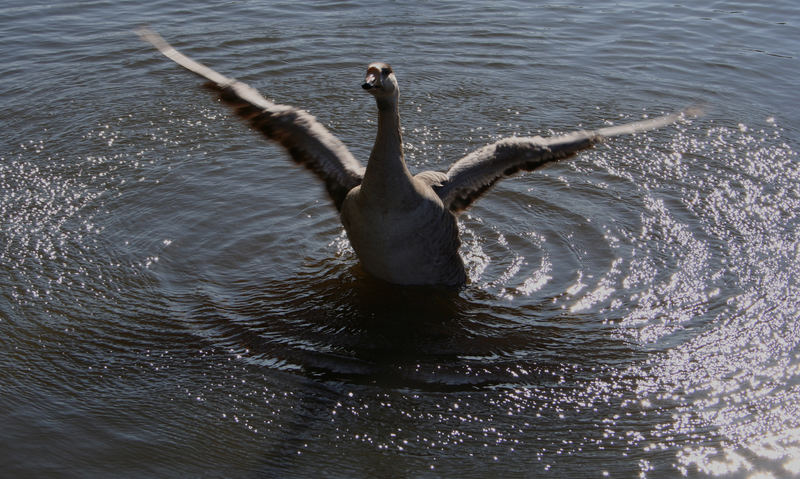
[138,28,364,211]
[435,109,700,213]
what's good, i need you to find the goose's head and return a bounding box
[361,62,397,98]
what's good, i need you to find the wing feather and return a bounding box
[138,28,364,210]
[437,109,700,213]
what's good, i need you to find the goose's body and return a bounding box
[340,64,465,284]
[139,30,698,287]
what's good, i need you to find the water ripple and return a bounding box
[3,0,800,476]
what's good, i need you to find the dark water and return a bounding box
[2,1,799,477]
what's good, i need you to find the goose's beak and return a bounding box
[362,71,378,90]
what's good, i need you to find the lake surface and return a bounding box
[2,1,799,477]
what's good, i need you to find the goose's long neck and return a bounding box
[361,96,415,199]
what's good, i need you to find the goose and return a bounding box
[138,29,698,287]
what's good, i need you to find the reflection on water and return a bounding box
[162,118,799,476]
[187,263,627,390]
[2,0,800,477]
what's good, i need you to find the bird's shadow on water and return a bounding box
[190,265,471,386]
[182,261,644,475]
[187,260,632,391]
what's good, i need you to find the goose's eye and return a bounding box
[381,68,392,76]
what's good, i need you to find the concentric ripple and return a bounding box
[166,114,800,475]
[3,0,799,475]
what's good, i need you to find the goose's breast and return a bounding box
[340,188,465,285]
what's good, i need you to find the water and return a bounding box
[2,1,799,477]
